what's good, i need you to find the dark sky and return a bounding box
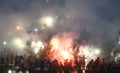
[0,0,120,19]
[0,0,120,52]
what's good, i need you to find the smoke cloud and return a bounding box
[0,0,120,55]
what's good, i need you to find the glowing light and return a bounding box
[34,48,40,54]
[45,17,54,26]
[111,52,114,56]
[50,38,59,49]
[31,41,44,49]
[31,41,44,54]
[16,25,23,31]
[15,20,24,31]
[34,28,38,32]
[78,46,92,56]
[8,70,12,73]
[61,51,72,60]
[118,40,120,44]
[16,26,20,30]
[78,45,101,61]
[3,41,7,45]
[40,16,55,28]
[48,32,78,64]
[12,38,25,48]
[26,70,29,73]
[20,71,22,73]
[115,53,120,62]
[94,49,101,55]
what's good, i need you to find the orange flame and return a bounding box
[47,32,79,64]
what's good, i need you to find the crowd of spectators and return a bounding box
[0,54,120,73]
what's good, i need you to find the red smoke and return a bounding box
[48,32,80,64]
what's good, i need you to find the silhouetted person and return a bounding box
[86,59,94,73]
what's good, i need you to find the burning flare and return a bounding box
[48,32,79,64]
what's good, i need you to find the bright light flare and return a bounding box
[12,38,25,48]
[48,32,79,64]
[8,70,12,73]
[26,70,29,73]
[34,28,38,32]
[3,41,7,45]
[61,51,73,60]
[15,20,24,31]
[20,71,22,73]
[31,41,44,54]
[50,38,59,49]
[78,45,101,61]
[115,53,120,62]
[44,17,54,26]
[78,46,92,56]
[33,48,40,54]
[16,25,23,31]
[118,41,120,44]
[40,16,55,28]
[31,41,44,49]
[94,49,101,55]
